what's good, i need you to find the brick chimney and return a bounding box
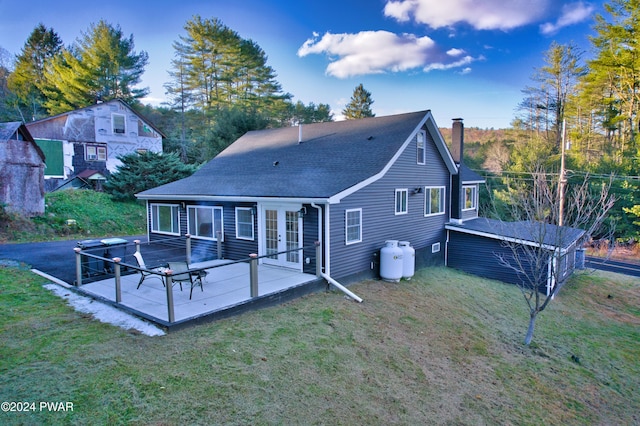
[451,118,464,222]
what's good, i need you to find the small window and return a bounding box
[345,208,362,245]
[425,186,445,216]
[235,207,254,240]
[151,204,180,235]
[463,185,477,210]
[86,144,107,161]
[432,242,441,253]
[417,130,426,164]
[112,113,126,134]
[395,189,408,215]
[188,206,223,240]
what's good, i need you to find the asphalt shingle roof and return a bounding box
[139,110,441,199]
[447,217,586,250]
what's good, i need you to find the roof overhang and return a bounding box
[445,223,585,253]
[328,111,458,204]
[135,194,330,204]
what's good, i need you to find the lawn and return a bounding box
[0,265,638,425]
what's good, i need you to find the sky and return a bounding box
[0,0,604,129]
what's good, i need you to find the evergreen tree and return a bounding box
[287,100,334,125]
[0,46,16,121]
[342,84,374,119]
[581,0,640,169]
[41,20,148,114]
[104,151,199,201]
[7,24,62,121]
[517,42,585,151]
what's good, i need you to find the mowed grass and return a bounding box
[0,265,638,425]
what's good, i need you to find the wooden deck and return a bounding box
[76,259,322,329]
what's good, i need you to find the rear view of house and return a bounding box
[137,110,483,284]
[0,122,45,216]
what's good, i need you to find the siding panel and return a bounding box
[329,128,450,280]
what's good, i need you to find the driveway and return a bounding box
[0,235,147,284]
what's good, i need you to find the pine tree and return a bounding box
[104,151,199,201]
[342,84,375,119]
[41,20,148,114]
[7,24,62,121]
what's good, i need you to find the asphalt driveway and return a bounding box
[0,236,147,284]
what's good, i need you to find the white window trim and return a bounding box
[345,208,362,245]
[150,203,180,236]
[462,185,478,211]
[395,189,408,215]
[417,130,426,165]
[432,242,441,253]
[112,113,126,135]
[235,207,255,241]
[187,205,224,241]
[424,186,446,217]
[85,144,107,161]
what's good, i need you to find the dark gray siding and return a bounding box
[148,200,259,262]
[328,128,450,280]
[301,204,320,275]
[447,230,554,291]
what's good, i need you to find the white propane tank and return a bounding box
[398,241,415,280]
[380,240,403,282]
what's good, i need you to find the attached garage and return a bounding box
[446,218,585,294]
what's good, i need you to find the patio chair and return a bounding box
[133,251,165,289]
[167,261,204,299]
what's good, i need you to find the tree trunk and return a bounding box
[524,314,536,346]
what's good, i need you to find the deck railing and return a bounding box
[74,236,321,323]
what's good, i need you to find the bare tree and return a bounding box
[493,168,615,345]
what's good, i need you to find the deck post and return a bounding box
[165,272,176,323]
[249,253,259,297]
[315,241,322,277]
[134,239,141,254]
[185,234,191,264]
[113,257,122,303]
[74,247,82,287]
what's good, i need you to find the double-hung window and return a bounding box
[345,208,362,245]
[235,207,254,240]
[416,130,426,164]
[86,144,107,161]
[112,113,126,134]
[188,206,223,240]
[425,186,445,216]
[395,189,408,215]
[151,204,180,235]
[463,185,477,210]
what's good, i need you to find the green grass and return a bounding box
[0,266,638,425]
[0,190,146,242]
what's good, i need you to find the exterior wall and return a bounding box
[446,230,575,293]
[328,127,450,280]
[27,100,162,191]
[92,101,162,171]
[0,139,45,216]
[147,200,320,275]
[447,231,525,284]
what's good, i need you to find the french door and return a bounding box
[262,205,303,269]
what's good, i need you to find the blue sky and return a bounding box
[0,0,603,128]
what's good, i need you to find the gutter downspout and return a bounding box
[321,272,363,303]
[312,202,363,303]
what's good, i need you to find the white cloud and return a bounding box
[298,30,478,78]
[540,2,594,35]
[384,0,549,31]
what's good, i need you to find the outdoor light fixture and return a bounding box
[411,187,423,195]
[298,207,307,218]
[251,206,257,216]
